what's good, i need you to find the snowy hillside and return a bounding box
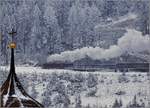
[0,67,149,108]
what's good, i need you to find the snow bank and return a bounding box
[47,29,150,62]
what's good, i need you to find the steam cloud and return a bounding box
[47,29,150,62]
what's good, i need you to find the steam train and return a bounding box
[42,62,149,72]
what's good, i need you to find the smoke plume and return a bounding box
[47,29,150,62]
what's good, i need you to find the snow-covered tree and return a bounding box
[68,1,101,49]
[29,3,43,63]
[51,0,71,51]
[86,74,98,96]
[42,90,51,107]
[112,98,123,108]
[16,0,31,54]
[0,68,8,85]
[68,1,84,49]
[31,84,38,99]
[75,94,82,108]
[86,73,98,88]
[43,1,62,54]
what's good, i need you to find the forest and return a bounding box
[0,0,149,65]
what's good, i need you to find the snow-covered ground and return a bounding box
[0,66,149,108]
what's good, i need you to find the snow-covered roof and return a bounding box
[0,48,43,107]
